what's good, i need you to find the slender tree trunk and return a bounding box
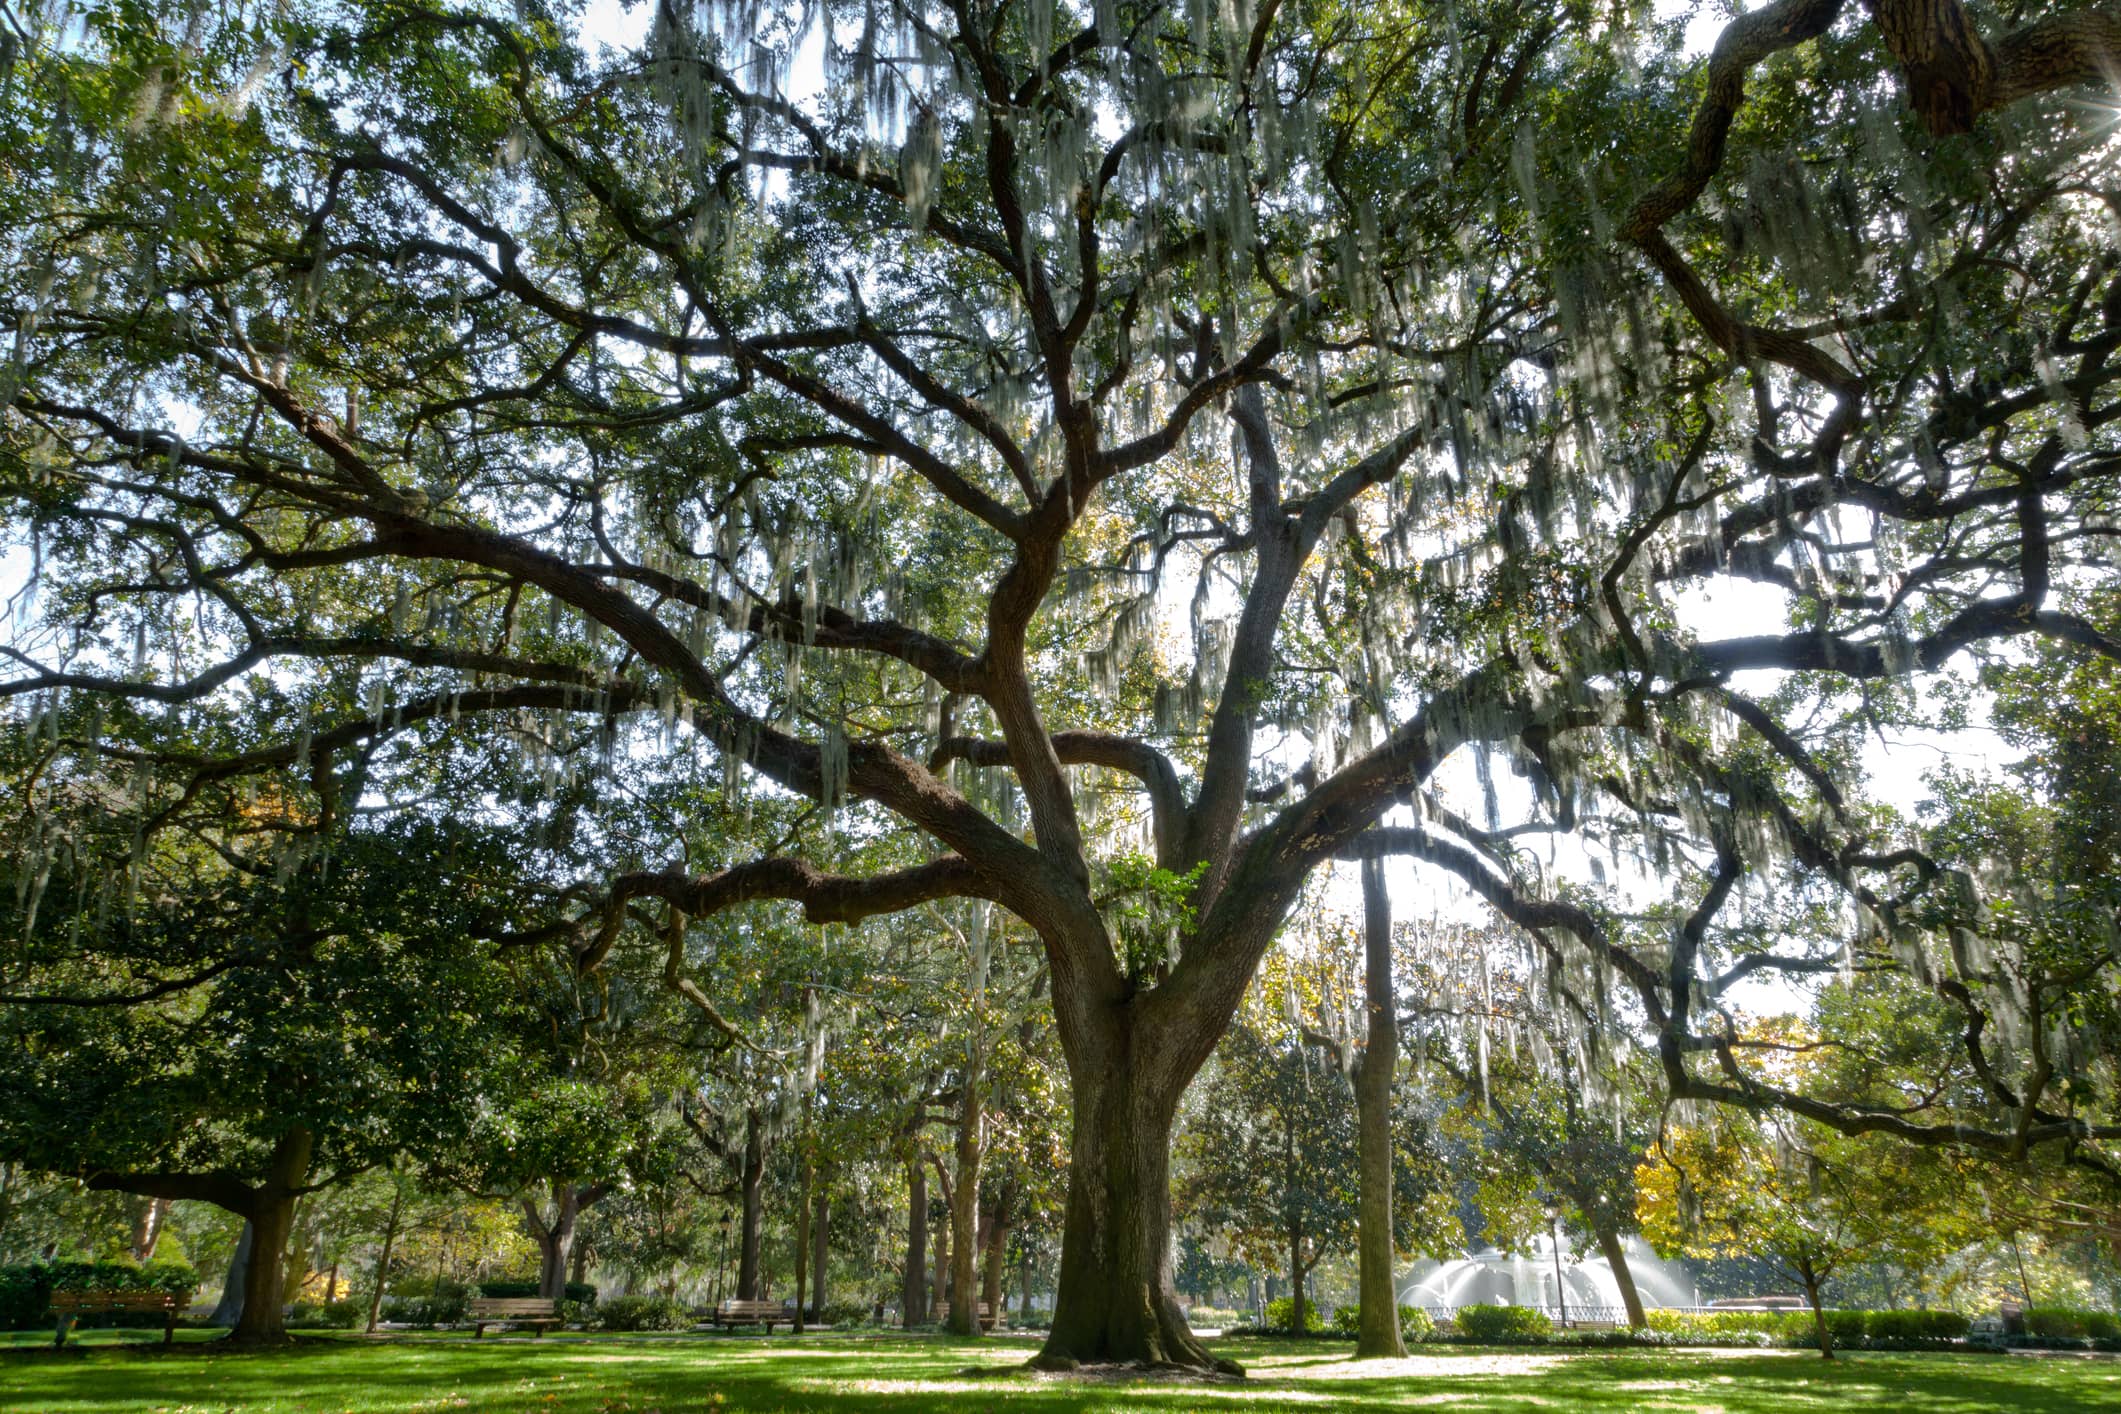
[282,1200,314,1307]
[365,1182,404,1334]
[1798,1256,1833,1360]
[131,1197,172,1264]
[211,1222,254,1328]
[810,1186,829,1321]
[231,1125,314,1343]
[570,1232,589,1288]
[1352,856,1405,1358]
[1020,1245,1034,1323]
[1593,1226,1647,1329]
[902,1159,928,1325]
[981,1212,1008,1324]
[931,1173,951,1321]
[947,1064,984,1337]
[737,1109,765,1301]
[1038,1046,1225,1371]
[1286,1090,1307,1336]
[793,1156,813,1334]
[1289,1220,1307,1335]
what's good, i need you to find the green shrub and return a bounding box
[1324,1304,1433,1341]
[471,1279,598,1304]
[1455,1304,1553,1342]
[378,1281,470,1327]
[1647,1308,1822,1342]
[818,1300,873,1327]
[1184,1306,1245,1328]
[2023,1306,2118,1339]
[1865,1309,1969,1341]
[1264,1296,1324,1333]
[0,1260,201,1330]
[1821,1308,1867,1343]
[290,1299,366,1329]
[597,1295,694,1331]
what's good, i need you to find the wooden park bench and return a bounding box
[468,1296,563,1337]
[710,1299,790,1331]
[52,1290,181,1347]
[930,1300,1001,1331]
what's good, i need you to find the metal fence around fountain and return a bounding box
[1423,1302,1633,1329]
[1424,1302,1826,1331]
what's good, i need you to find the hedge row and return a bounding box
[2022,1306,2121,1340]
[1646,1307,1970,1343]
[0,1260,201,1330]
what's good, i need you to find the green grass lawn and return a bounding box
[3,1331,2117,1413]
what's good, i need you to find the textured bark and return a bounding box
[1039,1044,1226,1371]
[1352,856,1405,1358]
[946,1066,985,1337]
[1869,0,2121,134]
[737,1109,765,1301]
[230,1125,314,1343]
[1593,1225,1648,1330]
[1868,0,1996,133]
[902,1160,928,1324]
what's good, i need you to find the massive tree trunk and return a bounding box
[230,1125,314,1343]
[946,1064,985,1337]
[1593,1226,1647,1329]
[1038,1046,1226,1371]
[736,1108,765,1302]
[902,1159,928,1324]
[1352,856,1405,1358]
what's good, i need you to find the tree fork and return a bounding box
[1036,1036,1239,1374]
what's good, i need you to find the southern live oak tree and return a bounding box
[4,0,2121,1370]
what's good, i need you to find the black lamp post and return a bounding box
[1544,1200,1568,1330]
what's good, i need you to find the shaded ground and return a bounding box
[2,1330,2117,1412]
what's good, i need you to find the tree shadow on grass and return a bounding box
[0,1335,2112,1413]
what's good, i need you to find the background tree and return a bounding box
[1639,1077,1978,1357]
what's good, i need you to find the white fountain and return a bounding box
[1399,1234,1698,1315]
